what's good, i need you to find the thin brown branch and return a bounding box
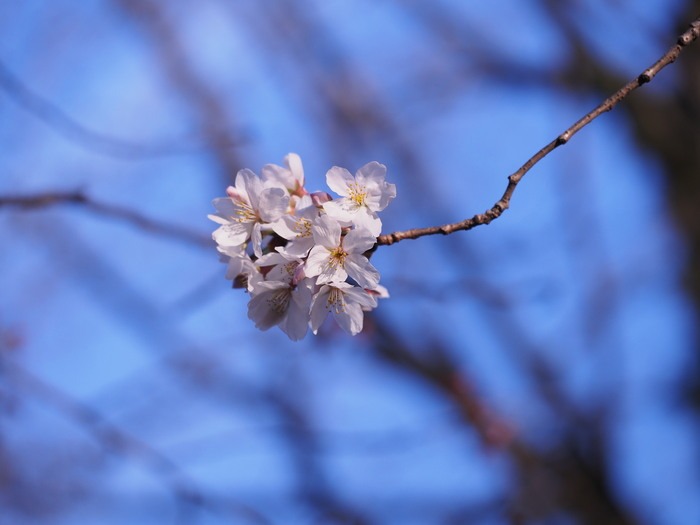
[376,16,700,247]
[0,191,210,247]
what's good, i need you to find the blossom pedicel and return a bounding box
[208,153,395,340]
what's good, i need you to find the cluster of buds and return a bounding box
[208,153,396,340]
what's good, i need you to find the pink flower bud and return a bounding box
[310,191,332,207]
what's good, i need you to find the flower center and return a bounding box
[295,218,313,238]
[234,201,258,223]
[326,287,346,314]
[267,289,291,314]
[347,182,367,207]
[329,246,348,268]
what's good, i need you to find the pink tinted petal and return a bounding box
[311,191,332,206]
[325,166,354,196]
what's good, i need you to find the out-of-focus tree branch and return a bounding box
[0,191,209,247]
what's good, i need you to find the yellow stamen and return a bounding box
[329,246,348,268]
[347,182,367,207]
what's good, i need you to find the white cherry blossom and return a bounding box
[304,215,379,289]
[323,161,396,236]
[271,197,320,258]
[248,278,313,341]
[209,153,394,340]
[217,245,260,291]
[262,152,305,196]
[310,282,377,336]
[208,168,289,257]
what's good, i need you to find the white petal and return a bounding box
[272,215,301,240]
[334,302,364,335]
[208,213,229,226]
[258,187,289,222]
[310,287,331,334]
[212,197,237,218]
[355,161,386,186]
[304,245,330,278]
[286,152,304,188]
[261,163,292,189]
[225,253,255,280]
[351,208,382,237]
[378,182,396,211]
[323,199,357,222]
[312,215,341,248]
[248,291,285,330]
[212,221,251,247]
[251,222,263,258]
[344,254,379,289]
[325,166,354,196]
[279,237,315,258]
[236,168,261,209]
[344,286,379,309]
[343,227,376,253]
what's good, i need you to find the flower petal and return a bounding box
[325,166,354,197]
[312,215,341,248]
[355,161,386,186]
[212,221,251,247]
[344,254,379,289]
[310,287,331,334]
[286,152,304,188]
[333,302,364,335]
[323,199,357,223]
[248,290,285,330]
[258,187,289,223]
[343,227,377,253]
[236,168,262,209]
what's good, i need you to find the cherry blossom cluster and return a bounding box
[208,153,396,340]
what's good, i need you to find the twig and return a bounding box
[376,16,700,247]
